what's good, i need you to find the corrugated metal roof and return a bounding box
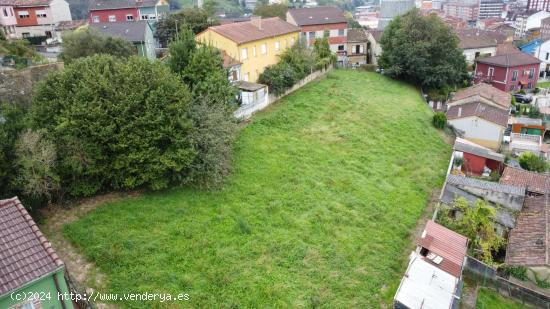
[0,197,64,296]
[417,220,468,278]
[447,174,525,195]
[454,137,505,162]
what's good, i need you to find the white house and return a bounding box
[530,38,550,81]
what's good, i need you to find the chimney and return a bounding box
[251,16,262,30]
[458,107,462,117]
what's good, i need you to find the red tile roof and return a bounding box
[500,166,549,194]
[205,17,300,45]
[456,29,500,49]
[506,196,549,266]
[446,102,509,127]
[475,52,541,67]
[0,197,63,296]
[418,220,468,278]
[287,7,347,26]
[496,42,520,55]
[450,83,512,110]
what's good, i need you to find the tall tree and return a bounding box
[0,103,27,198]
[379,9,468,89]
[252,3,288,19]
[156,8,217,47]
[167,27,196,74]
[31,55,195,196]
[60,28,135,63]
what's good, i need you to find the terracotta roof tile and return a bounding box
[347,28,368,42]
[456,29,500,49]
[450,83,512,110]
[205,17,300,45]
[496,42,520,55]
[506,196,549,266]
[0,197,63,296]
[417,220,468,278]
[90,0,160,10]
[476,52,541,67]
[446,102,509,127]
[500,166,549,194]
[287,7,347,26]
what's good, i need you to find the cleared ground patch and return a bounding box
[63,70,451,307]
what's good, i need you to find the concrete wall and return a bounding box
[448,116,504,150]
[463,46,497,64]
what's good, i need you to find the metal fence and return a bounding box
[64,270,94,309]
[464,256,550,308]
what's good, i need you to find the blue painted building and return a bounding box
[521,39,542,55]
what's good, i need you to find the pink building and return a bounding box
[0,0,17,38]
[474,52,541,92]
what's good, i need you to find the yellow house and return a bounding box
[196,17,300,83]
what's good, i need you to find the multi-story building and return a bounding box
[0,0,17,38]
[196,17,300,83]
[514,11,550,38]
[443,1,478,22]
[527,0,550,12]
[89,0,169,24]
[286,7,348,54]
[379,0,415,29]
[13,0,71,38]
[478,0,504,20]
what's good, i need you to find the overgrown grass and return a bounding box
[62,70,451,307]
[476,288,529,309]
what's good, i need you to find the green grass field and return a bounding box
[63,70,451,307]
[476,288,529,309]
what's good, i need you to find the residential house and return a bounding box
[500,166,549,195]
[286,7,347,57]
[0,0,17,39]
[456,29,500,64]
[196,17,300,83]
[13,0,72,38]
[541,15,550,39]
[366,29,382,66]
[486,23,516,42]
[394,221,468,309]
[506,196,550,281]
[0,197,74,309]
[441,174,525,231]
[346,28,368,68]
[454,137,505,176]
[90,21,156,59]
[507,117,547,159]
[473,52,541,92]
[521,38,550,80]
[495,42,520,55]
[89,0,169,24]
[446,83,511,150]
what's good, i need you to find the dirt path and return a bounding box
[40,191,141,309]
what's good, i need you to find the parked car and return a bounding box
[513,93,532,103]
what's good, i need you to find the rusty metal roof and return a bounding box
[417,220,468,278]
[0,197,64,296]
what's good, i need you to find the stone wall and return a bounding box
[0,63,63,107]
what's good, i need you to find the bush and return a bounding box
[60,28,135,63]
[258,62,297,96]
[518,89,526,94]
[498,265,528,281]
[432,112,447,129]
[511,95,516,105]
[31,55,195,197]
[518,151,547,172]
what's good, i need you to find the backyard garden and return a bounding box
[58,70,452,307]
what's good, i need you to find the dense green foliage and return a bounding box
[258,42,318,95]
[63,70,451,307]
[156,8,218,47]
[30,55,195,196]
[0,103,27,198]
[518,151,547,172]
[432,112,447,129]
[379,9,468,89]
[438,198,503,264]
[59,28,135,63]
[167,27,196,74]
[253,3,288,19]
[0,39,43,68]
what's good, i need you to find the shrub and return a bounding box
[31,55,195,197]
[258,62,298,96]
[518,151,547,172]
[60,28,135,63]
[511,95,516,105]
[498,265,528,281]
[518,89,526,94]
[534,87,541,94]
[432,112,447,129]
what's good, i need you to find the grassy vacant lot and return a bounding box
[476,288,529,309]
[63,70,451,307]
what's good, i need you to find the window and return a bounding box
[529,68,535,79]
[260,43,267,54]
[36,10,46,18]
[290,38,295,45]
[2,8,7,17]
[512,70,518,81]
[308,31,315,38]
[338,45,344,51]
[274,41,280,51]
[141,14,149,20]
[148,14,156,20]
[92,15,99,23]
[241,48,248,60]
[528,82,533,89]
[338,29,344,36]
[22,32,30,38]
[18,11,29,18]
[126,14,134,21]
[108,15,116,22]
[253,46,256,57]
[488,67,494,76]
[45,30,52,38]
